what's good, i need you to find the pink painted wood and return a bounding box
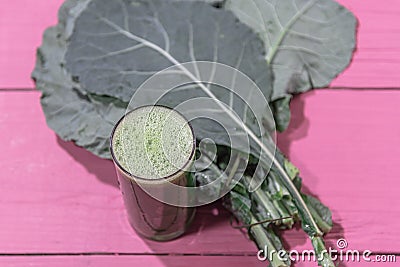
[278,89,400,253]
[0,0,63,88]
[1,0,400,88]
[0,92,258,255]
[1,0,400,266]
[0,256,266,267]
[0,256,398,267]
[1,91,399,258]
[330,0,400,88]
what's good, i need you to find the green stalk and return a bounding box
[204,149,334,266]
[267,193,294,228]
[167,56,323,237]
[249,215,290,267]
[253,167,295,227]
[225,189,289,267]
[311,236,335,267]
[263,159,322,236]
[307,203,332,234]
[243,176,282,222]
[281,197,299,219]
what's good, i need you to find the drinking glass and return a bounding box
[110,106,196,241]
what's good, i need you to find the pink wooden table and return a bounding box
[1,1,400,266]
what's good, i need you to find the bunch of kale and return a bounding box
[32,0,356,266]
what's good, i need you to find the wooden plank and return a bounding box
[0,0,64,88]
[1,0,400,88]
[0,255,397,267]
[331,0,400,88]
[1,90,399,257]
[0,91,257,255]
[277,89,400,253]
[0,256,265,267]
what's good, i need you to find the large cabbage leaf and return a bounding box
[32,0,126,158]
[62,0,324,236]
[225,0,357,130]
[65,0,272,102]
[33,0,273,158]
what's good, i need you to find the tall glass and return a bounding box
[110,106,196,241]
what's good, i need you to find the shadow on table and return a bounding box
[57,137,119,188]
[141,201,241,267]
[277,92,312,156]
[276,92,347,267]
[56,92,314,189]
[56,93,346,266]
[325,222,348,267]
[56,136,235,256]
[283,183,347,267]
[280,217,347,266]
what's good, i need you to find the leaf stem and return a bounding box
[265,0,318,63]
[311,236,335,267]
[249,215,289,267]
[307,203,332,234]
[100,15,322,237]
[243,176,281,220]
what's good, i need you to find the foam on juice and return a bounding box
[112,106,194,179]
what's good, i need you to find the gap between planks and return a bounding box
[0,252,398,257]
[1,87,400,92]
[0,252,256,257]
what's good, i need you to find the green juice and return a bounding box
[110,106,196,241]
[112,106,194,180]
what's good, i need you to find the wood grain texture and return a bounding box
[331,0,400,88]
[1,0,400,88]
[0,256,398,267]
[0,256,264,267]
[0,92,257,255]
[278,89,400,253]
[1,0,400,266]
[1,91,399,257]
[0,0,63,88]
